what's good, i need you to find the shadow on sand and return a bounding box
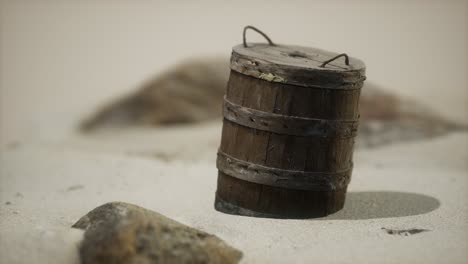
[322,191,440,220]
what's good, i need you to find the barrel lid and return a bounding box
[231,27,366,89]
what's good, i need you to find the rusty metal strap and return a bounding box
[223,98,358,137]
[216,151,352,191]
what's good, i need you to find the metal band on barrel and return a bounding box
[216,151,352,191]
[223,98,358,137]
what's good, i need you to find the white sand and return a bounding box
[1,1,467,263]
[1,128,467,263]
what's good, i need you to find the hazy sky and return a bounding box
[1,0,467,141]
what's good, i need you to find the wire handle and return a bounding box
[320,53,349,68]
[243,26,275,48]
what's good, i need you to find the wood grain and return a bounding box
[216,44,365,218]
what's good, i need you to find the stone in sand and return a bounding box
[72,202,242,264]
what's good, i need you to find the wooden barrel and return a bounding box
[215,27,366,218]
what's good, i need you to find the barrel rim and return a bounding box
[231,43,366,88]
[233,43,366,71]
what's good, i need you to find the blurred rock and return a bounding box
[357,83,466,148]
[72,202,242,264]
[80,58,466,148]
[80,57,229,131]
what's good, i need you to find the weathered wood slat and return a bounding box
[215,173,347,219]
[227,71,362,119]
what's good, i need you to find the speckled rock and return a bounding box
[72,202,242,264]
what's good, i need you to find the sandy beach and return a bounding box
[1,1,467,263]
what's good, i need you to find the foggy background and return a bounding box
[0,0,467,144]
[1,2,468,263]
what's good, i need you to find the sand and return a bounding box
[1,125,467,263]
[1,1,467,263]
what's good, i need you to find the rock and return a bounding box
[80,57,230,132]
[80,57,466,148]
[357,84,466,148]
[72,202,242,264]
[381,227,430,236]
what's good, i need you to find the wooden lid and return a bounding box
[230,26,366,89]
